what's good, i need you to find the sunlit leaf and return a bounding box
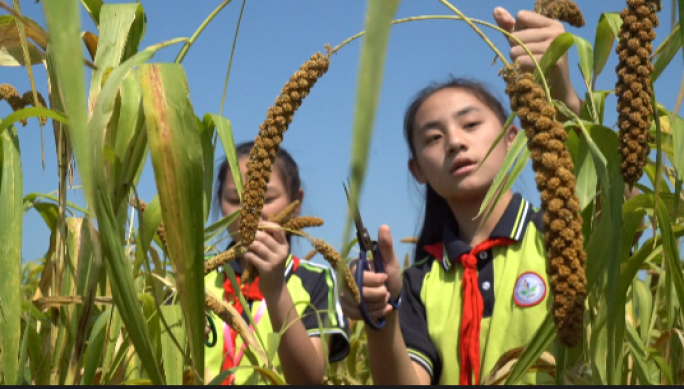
[341,0,401,260]
[0,125,22,385]
[139,63,206,384]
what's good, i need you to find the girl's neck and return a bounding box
[447,190,514,247]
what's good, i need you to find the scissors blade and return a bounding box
[343,181,370,251]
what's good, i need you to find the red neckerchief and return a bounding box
[219,257,300,385]
[425,238,515,385]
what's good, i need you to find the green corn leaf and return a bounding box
[477,137,530,234]
[0,107,68,135]
[87,4,145,114]
[341,0,401,260]
[503,314,556,385]
[112,72,147,211]
[0,14,48,67]
[652,25,682,83]
[207,114,242,204]
[139,63,206,384]
[80,0,104,28]
[200,116,216,223]
[0,124,22,386]
[574,134,597,211]
[625,322,653,385]
[656,195,684,317]
[81,309,111,385]
[160,305,187,386]
[101,309,122,383]
[85,37,187,387]
[573,35,593,90]
[205,209,240,244]
[593,13,621,82]
[632,279,652,342]
[134,195,162,273]
[587,122,625,385]
[17,315,31,385]
[24,192,88,215]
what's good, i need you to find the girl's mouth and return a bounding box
[450,158,477,177]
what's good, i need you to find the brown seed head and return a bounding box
[534,0,586,27]
[502,63,587,347]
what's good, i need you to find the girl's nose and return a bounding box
[446,130,466,156]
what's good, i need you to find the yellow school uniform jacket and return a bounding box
[205,253,350,384]
[400,193,554,385]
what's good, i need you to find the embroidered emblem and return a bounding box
[513,272,547,307]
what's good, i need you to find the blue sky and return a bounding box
[5,0,683,265]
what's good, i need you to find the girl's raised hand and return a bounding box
[340,225,403,322]
[244,221,290,298]
[493,7,582,116]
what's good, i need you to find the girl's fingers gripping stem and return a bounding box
[258,221,287,244]
[514,10,555,30]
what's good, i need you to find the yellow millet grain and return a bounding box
[240,52,331,247]
[282,216,324,231]
[204,245,247,275]
[269,200,300,225]
[206,294,250,344]
[502,64,587,347]
[615,0,660,186]
[310,238,360,304]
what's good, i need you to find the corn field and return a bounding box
[0,0,684,385]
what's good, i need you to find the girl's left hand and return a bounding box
[244,221,290,298]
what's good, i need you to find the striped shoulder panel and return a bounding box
[294,261,345,329]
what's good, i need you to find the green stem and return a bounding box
[175,0,233,64]
[437,0,508,65]
[219,0,247,117]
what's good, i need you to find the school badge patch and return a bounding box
[513,272,547,307]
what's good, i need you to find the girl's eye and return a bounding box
[425,133,442,144]
[265,197,276,204]
[225,197,240,205]
[464,122,481,130]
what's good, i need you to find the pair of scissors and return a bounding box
[344,181,401,331]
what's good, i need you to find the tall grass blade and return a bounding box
[80,0,104,28]
[0,124,22,385]
[112,73,148,212]
[503,314,556,385]
[139,63,206,384]
[85,38,188,386]
[341,0,400,258]
[0,107,68,134]
[199,115,216,223]
[208,114,242,203]
[160,305,187,386]
[593,13,621,83]
[87,3,144,115]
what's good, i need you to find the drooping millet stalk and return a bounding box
[0,83,48,125]
[502,64,587,347]
[282,216,324,232]
[615,0,661,186]
[534,0,585,27]
[240,50,331,283]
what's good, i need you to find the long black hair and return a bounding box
[403,77,509,261]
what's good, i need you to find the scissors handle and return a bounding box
[355,250,387,330]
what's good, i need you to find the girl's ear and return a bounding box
[505,124,520,150]
[293,189,304,217]
[409,158,427,184]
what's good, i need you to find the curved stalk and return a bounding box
[219,0,247,117]
[175,0,232,64]
[330,13,551,100]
